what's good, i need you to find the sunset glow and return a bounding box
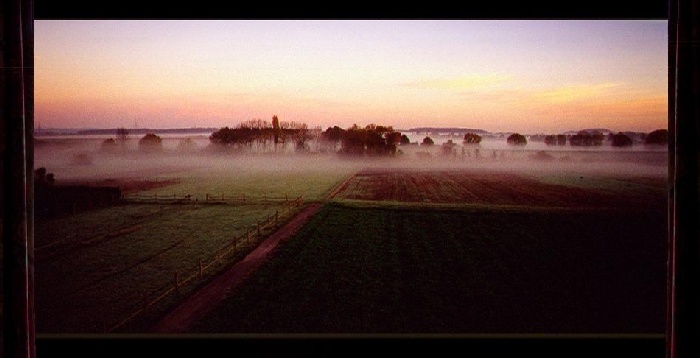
[35,20,667,133]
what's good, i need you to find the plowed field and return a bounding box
[333,169,666,208]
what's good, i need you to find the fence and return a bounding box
[121,192,297,205]
[104,195,305,333]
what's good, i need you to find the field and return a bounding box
[34,154,356,333]
[189,169,667,333]
[33,138,668,334]
[333,169,666,208]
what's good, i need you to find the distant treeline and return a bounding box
[209,119,405,156]
[35,127,218,136]
[408,127,489,134]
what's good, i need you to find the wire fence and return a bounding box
[103,195,305,333]
[121,192,297,205]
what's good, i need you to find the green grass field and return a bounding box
[138,167,354,202]
[34,164,356,333]
[190,201,667,333]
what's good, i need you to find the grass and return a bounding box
[131,161,357,202]
[35,203,301,333]
[190,201,667,334]
[34,160,356,333]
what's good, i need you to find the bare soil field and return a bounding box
[333,169,666,208]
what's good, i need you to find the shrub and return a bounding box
[506,133,527,145]
[463,132,482,144]
[645,129,668,145]
[138,133,163,152]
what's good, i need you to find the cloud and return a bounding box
[404,73,513,91]
[530,82,623,104]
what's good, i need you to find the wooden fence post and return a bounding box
[206,193,209,201]
[222,194,224,200]
[175,272,179,295]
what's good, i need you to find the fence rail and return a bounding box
[105,195,305,333]
[121,192,296,205]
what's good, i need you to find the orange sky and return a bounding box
[35,20,668,134]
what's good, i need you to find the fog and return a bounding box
[34,135,668,183]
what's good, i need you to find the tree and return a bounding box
[569,130,604,146]
[176,138,198,152]
[399,134,411,145]
[116,127,129,150]
[272,115,281,150]
[335,124,401,156]
[611,133,634,147]
[463,132,482,144]
[138,133,163,152]
[321,126,345,152]
[34,167,55,186]
[101,138,118,152]
[556,134,567,145]
[421,136,434,146]
[544,135,557,145]
[507,133,527,145]
[645,129,668,145]
[441,139,457,156]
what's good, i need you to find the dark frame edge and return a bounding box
[667,0,700,357]
[1,0,36,357]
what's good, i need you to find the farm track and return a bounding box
[149,172,358,333]
[150,202,325,333]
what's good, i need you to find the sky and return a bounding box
[34,20,668,134]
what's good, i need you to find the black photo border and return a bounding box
[3,0,696,357]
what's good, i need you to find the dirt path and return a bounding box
[150,202,324,333]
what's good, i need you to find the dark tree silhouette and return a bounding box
[463,132,482,144]
[101,138,118,152]
[138,133,163,152]
[335,124,401,156]
[35,167,46,184]
[272,115,281,149]
[611,133,634,147]
[116,127,129,149]
[421,136,435,146]
[34,167,55,186]
[507,133,527,145]
[569,131,604,146]
[441,139,457,156]
[176,138,198,152]
[399,134,411,145]
[544,135,557,145]
[557,134,567,145]
[645,129,668,145]
[321,126,345,152]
